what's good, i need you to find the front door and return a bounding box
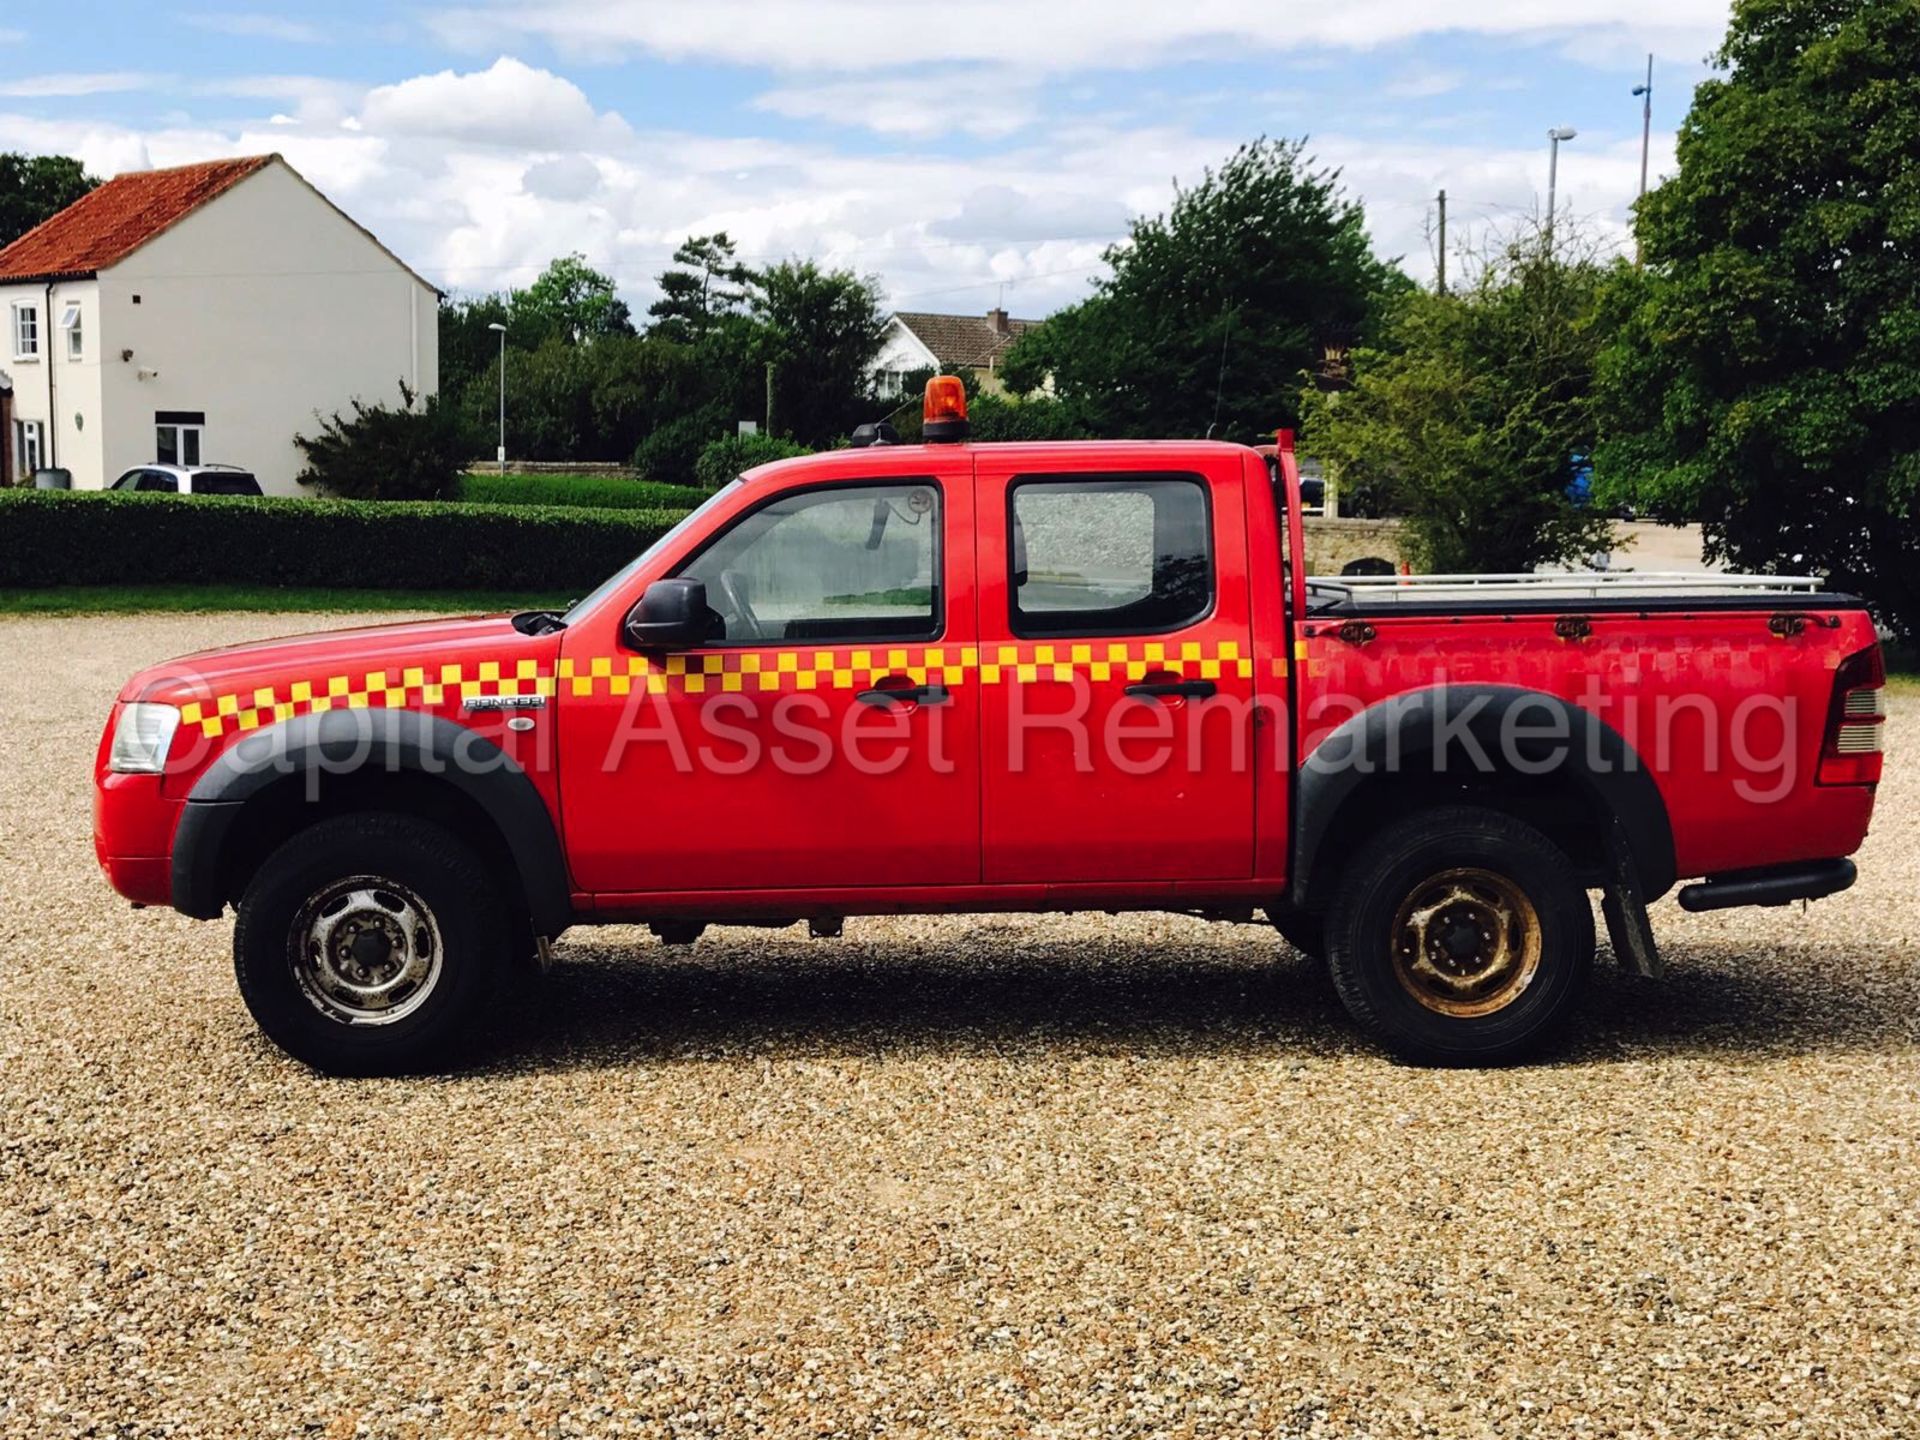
[973,454,1258,884]
[559,469,980,896]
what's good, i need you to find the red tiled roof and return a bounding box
[0,155,274,282]
[890,310,1044,370]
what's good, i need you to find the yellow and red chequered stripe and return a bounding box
[178,641,1269,738]
[178,659,554,738]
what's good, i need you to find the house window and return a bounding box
[11,303,38,360]
[60,302,82,360]
[874,368,912,400]
[155,410,205,466]
[13,419,43,479]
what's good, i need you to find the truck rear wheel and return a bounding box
[1325,806,1594,1064]
[233,813,508,1076]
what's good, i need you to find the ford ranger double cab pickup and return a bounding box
[94,380,1885,1073]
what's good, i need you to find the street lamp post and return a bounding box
[1632,56,1653,268]
[1546,126,1578,249]
[487,322,508,475]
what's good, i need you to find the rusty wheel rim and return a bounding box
[1390,867,1543,1018]
[288,874,443,1026]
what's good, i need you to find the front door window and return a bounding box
[678,482,942,645]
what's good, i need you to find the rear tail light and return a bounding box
[1819,644,1884,786]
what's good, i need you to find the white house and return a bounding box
[870,307,1043,399]
[0,154,439,495]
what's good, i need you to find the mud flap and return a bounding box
[1602,814,1663,979]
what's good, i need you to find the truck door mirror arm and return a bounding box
[623,578,714,650]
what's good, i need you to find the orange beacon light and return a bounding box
[922,375,970,442]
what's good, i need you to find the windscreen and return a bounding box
[562,480,743,624]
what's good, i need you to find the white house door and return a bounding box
[156,410,204,466]
[13,419,42,479]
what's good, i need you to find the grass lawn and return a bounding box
[0,586,572,616]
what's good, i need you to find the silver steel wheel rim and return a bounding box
[289,875,444,1026]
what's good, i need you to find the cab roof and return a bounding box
[739,438,1257,484]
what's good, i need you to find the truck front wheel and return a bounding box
[233,813,508,1076]
[1325,806,1594,1064]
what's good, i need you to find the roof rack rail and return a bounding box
[1308,570,1825,604]
[1328,570,1822,589]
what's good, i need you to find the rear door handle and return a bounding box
[1124,679,1217,700]
[856,684,951,706]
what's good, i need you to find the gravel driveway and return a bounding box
[4,613,1917,1438]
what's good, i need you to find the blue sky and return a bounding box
[0,2,1733,315]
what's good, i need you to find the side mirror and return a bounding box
[624,578,711,649]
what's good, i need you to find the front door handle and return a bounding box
[856,683,951,707]
[1124,679,1217,700]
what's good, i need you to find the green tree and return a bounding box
[693,432,811,490]
[438,292,516,404]
[1595,0,1920,636]
[440,256,633,415]
[295,384,477,501]
[515,254,634,344]
[749,260,887,447]
[648,233,752,343]
[456,333,711,463]
[0,153,97,247]
[1303,229,1618,573]
[1001,138,1409,442]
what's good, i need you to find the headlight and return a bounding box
[109,703,181,774]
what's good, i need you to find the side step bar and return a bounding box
[1677,859,1857,913]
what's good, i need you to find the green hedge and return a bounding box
[455,471,708,510]
[0,490,688,592]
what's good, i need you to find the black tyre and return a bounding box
[233,812,508,1076]
[1325,806,1594,1065]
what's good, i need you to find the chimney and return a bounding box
[987,306,1010,335]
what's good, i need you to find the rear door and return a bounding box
[974,451,1257,884]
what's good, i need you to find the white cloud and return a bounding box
[197,74,363,125]
[430,0,1728,71]
[0,41,1685,326]
[522,153,603,201]
[929,184,1129,245]
[755,70,1042,139]
[359,56,629,149]
[1382,66,1466,100]
[1310,127,1680,279]
[183,11,330,43]
[0,28,25,44]
[0,73,157,99]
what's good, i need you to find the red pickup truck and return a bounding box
[95,382,1884,1073]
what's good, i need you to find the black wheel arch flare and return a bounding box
[170,708,574,936]
[1290,684,1677,910]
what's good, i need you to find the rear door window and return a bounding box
[1008,476,1213,637]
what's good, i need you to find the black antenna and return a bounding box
[1206,305,1234,440]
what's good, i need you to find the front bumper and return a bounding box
[93,772,182,908]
